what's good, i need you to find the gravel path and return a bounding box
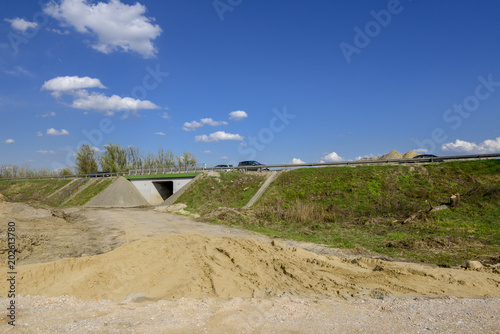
[3,295,499,333]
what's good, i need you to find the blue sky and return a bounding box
[1,0,500,170]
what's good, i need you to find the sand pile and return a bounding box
[7,234,500,302]
[85,177,149,208]
[0,192,8,202]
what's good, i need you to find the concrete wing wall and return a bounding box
[130,178,194,205]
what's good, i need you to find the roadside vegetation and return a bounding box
[177,172,266,214]
[0,177,114,207]
[0,179,75,203]
[63,178,114,207]
[179,160,500,266]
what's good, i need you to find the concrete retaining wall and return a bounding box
[130,178,193,205]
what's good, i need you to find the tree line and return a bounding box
[75,143,198,174]
[0,143,198,178]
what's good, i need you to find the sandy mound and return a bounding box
[85,177,149,208]
[0,192,8,202]
[403,150,419,159]
[380,150,403,160]
[8,234,500,302]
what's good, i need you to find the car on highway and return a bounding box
[92,171,112,177]
[238,161,269,171]
[411,154,444,163]
[214,164,233,171]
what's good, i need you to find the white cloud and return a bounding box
[47,128,69,136]
[37,150,56,155]
[292,158,305,164]
[183,120,202,131]
[183,118,228,131]
[229,110,248,121]
[202,150,212,154]
[441,137,500,154]
[155,132,166,136]
[37,131,43,137]
[220,156,229,160]
[161,112,170,119]
[44,0,162,58]
[195,131,244,143]
[59,89,160,115]
[41,112,56,118]
[42,77,161,115]
[91,146,101,152]
[3,139,15,144]
[42,76,106,96]
[321,152,343,162]
[5,18,38,32]
[201,118,228,127]
[413,148,429,154]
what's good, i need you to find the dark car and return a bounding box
[92,171,112,177]
[411,154,443,163]
[238,161,269,171]
[214,164,233,171]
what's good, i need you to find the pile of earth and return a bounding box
[360,150,419,161]
[4,234,499,302]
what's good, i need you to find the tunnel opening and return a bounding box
[153,181,174,201]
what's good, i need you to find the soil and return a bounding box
[1,199,499,332]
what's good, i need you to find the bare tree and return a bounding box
[155,148,176,169]
[126,146,143,170]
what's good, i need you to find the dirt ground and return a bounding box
[1,198,500,333]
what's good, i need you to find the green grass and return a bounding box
[0,178,75,203]
[63,178,114,207]
[125,172,200,180]
[179,160,500,266]
[176,172,266,214]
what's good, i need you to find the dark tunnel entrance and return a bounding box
[153,181,174,201]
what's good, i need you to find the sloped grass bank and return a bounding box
[176,172,266,214]
[0,179,75,204]
[0,177,115,207]
[63,178,115,207]
[179,161,500,266]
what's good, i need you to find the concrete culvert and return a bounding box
[85,177,150,208]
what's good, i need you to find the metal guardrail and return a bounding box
[58,171,97,205]
[0,153,499,181]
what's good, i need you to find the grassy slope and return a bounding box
[0,179,75,203]
[176,172,266,214]
[180,161,500,266]
[63,178,114,207]
[0,177,115,207]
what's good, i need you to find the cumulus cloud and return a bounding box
[441,137,500,154]
[37,131,43,137]
[3,139,15,144]
[47,128,69,136]
[155,132,165,136]
[37,150,56,155]
[5,18,38,32]
[183,118,228,131]
[71,90,160,113]
[43,0,162,58]
[292,158,305,164]
[229,110,248,121]
[195,131,244,143]
[42,76,161,116]
[321,152,343,162]
[161,112,170,119]
[42,76,106,97]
